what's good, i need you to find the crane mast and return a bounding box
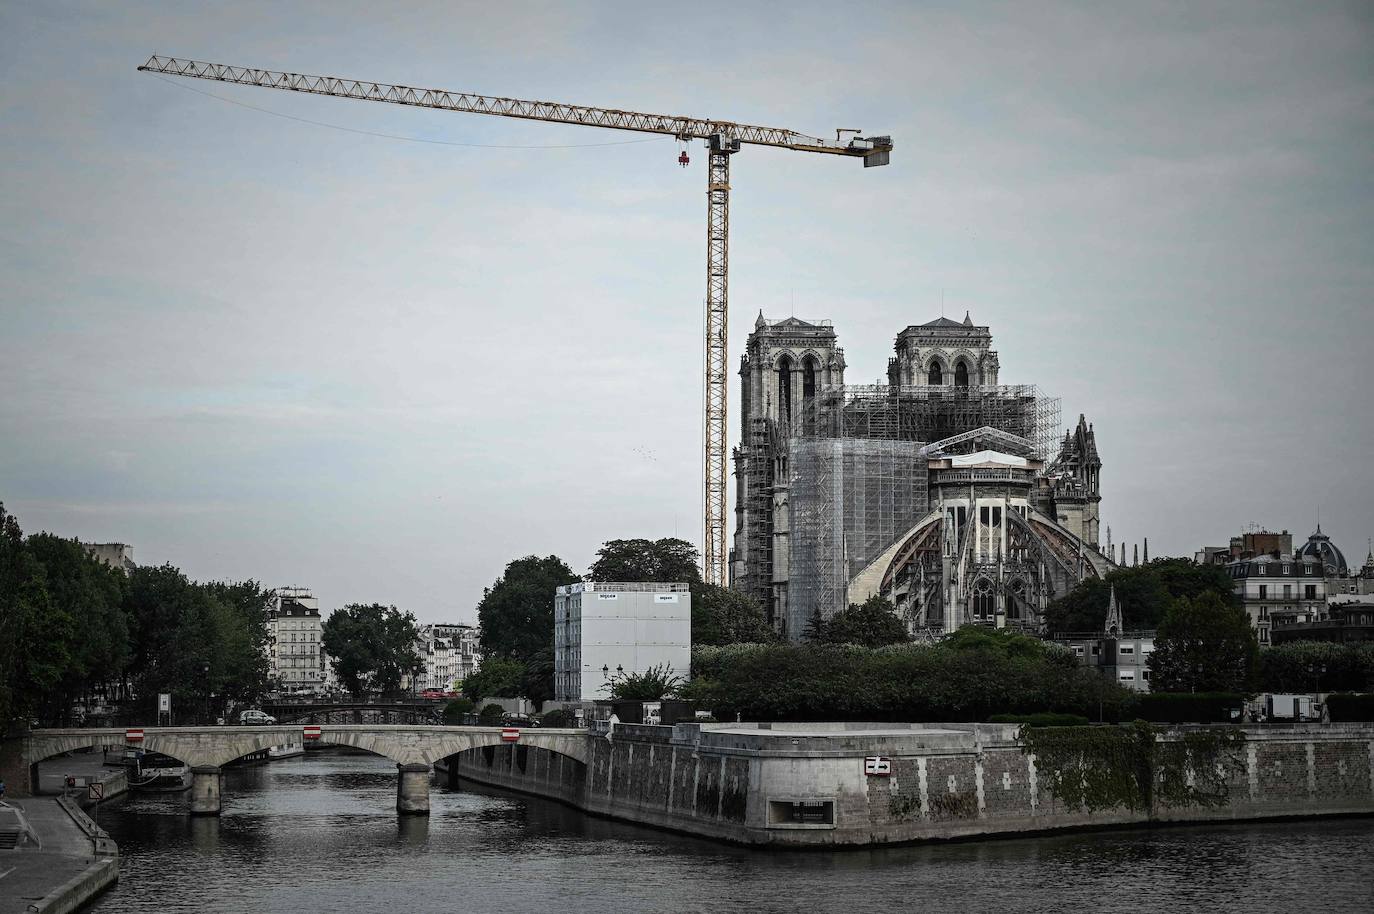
[138,55,892,587]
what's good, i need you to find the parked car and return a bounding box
[238,709,277,726]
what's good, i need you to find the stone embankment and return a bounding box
[0,796,118,914]
[450,721,1374,847]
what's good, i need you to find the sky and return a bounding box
[2,1,1371,624]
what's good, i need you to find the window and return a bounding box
[1283,584,1292,599]
[1072,646,1085,656]
[1305,585,1317,600]
[1119,646,1135,655]
[1119,671,1136,681]
[1258,585,1268,599]
[777,355,793,423]
[954,360,969,387]
[1142,670,1151,681]
[1282,564,1290,575]
[927,361,943,385]
[1257,565,1265,576]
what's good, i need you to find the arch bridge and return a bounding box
[11,725,589,815]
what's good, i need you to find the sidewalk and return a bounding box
[0,797,117,914]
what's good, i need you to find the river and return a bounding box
[86,747,1374,913]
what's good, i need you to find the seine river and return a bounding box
[87,748,1374,913]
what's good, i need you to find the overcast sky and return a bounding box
[2,1,1371,624]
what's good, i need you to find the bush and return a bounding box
[988,712,1091,727]
[1128,692,1245,724]
[441,697,474,724]
[1326,693,1374,722]
[477,702,505,725]
[677,637,1132,723]
[538,708,573,728]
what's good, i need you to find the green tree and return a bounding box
[0,504,71,734]
[322,603,422,698]
[586,538,701,583]
[521,648,556,707]
[476,555,579,663]
[1147,592,1259,693]
[1044,557,1236,633]
[461,657,526,702]
[608,663,683,701]
[478,702,506,725]
[442,697,475,723]
[807,596,909,647]
[24,533,128,721]
[689,583,775,646]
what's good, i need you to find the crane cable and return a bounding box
[149,74,668,150]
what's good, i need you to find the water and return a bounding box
[87,748,1374,913]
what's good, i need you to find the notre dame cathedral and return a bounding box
[730,311,1113,640]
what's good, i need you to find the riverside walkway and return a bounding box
[0,797,117,913]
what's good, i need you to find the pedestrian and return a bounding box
[0,777,7,800]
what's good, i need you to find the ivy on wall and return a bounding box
[1019,723,1246,813]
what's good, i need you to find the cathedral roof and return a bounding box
[918,317,967,328]
[1296,525,1348,575]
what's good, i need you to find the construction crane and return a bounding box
[137,55,892,586]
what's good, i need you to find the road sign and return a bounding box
[864,756,892,777]
[501,727,520,743]
[158,693,171,713]
[125,728,145,743]
[88,782,105,801]
[303,725,321,741]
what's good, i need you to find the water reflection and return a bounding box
[87,748,1374,914]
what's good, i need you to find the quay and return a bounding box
[0,797,117,914]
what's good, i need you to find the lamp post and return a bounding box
[202,663,210,725]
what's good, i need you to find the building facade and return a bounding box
[732,311,1113,640]
[1225,556,1327,646]
[553,582,691,702]
[82,542,136,575]
[1052,587,1155,692]
[267,587,324,691]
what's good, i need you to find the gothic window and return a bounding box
[954,359,969,387]
[972,578,995,621]
[777,355,793,423]
[927,361,943,385]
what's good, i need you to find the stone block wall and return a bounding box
[452,723,1374,847]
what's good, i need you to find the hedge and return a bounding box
[1128,692,1245,723]
[1326,693,1374,722]
[988,712,1091,727]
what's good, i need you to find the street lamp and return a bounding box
[202,663,210,725]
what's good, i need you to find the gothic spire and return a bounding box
[1104,585,1122,636]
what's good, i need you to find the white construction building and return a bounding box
[554,582,691,702]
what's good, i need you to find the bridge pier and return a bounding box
[190,765,222,816]
[396,763,430,815]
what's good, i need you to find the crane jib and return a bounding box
[137,56,892,159]
[138,53,890,587]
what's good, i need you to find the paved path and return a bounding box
[0,797,116,913]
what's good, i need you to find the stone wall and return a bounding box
[452,722,1374,847]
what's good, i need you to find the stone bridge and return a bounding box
[9,725,590,815]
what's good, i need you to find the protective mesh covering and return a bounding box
[786,438,928,634]
[795,384,1060,462]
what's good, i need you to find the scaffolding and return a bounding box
[781,382,1060,635]
[793,383,1061,462]
[786,438,929,633]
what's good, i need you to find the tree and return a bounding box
[608,663,682,701]
[0,504,71,734]
[689,583,775,646]
[460,657,525,702]
[1147,592,1259,693]
[442,697,475,723]
[521,648,556,707]
[807,596,909,647]
[322,603,422,698]
[587,538,701,584]
[1045,558,1237,633]
[24,533,127,722]
[476,555,579,663]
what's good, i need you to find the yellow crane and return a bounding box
[138,55,892,586]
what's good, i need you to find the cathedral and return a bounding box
[731,312,1114,640]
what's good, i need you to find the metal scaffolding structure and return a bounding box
[794,383,1061,462]
[786,438,929,633]
[782,382,1061,632]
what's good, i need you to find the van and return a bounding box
[238,709,277,726]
